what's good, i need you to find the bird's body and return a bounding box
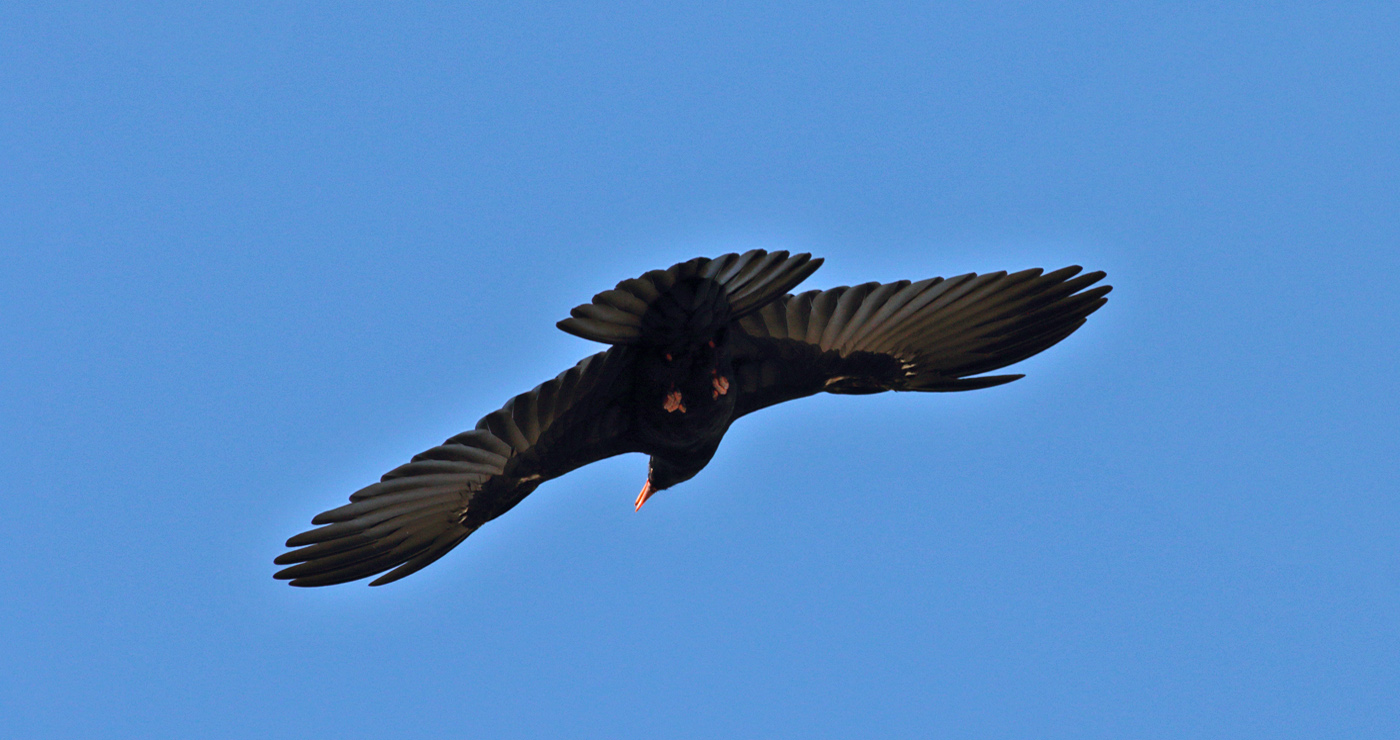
[276,251,1111,587]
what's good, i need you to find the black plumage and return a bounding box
[275,251,1111,587]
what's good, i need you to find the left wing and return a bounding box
[728,266,1111,418]
[274,348,638,587]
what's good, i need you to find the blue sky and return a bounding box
[3,3,1397,738]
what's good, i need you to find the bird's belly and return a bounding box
[634,396,734,456]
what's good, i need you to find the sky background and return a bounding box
[3,3,1398,738]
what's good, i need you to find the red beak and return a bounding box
[634,480,657,511]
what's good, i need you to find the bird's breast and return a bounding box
[633,374,736,455]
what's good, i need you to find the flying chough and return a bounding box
[275,251,1111,587]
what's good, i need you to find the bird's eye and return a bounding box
[707,339,715,349]
[664,353,673,362]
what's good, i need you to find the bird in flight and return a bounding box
[275,251,1110,587]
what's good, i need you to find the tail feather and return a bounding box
[557,250,823,345]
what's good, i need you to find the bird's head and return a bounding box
[634,450,717,511]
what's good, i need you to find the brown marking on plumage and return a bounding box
[664,389,686,413]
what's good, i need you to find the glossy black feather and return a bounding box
[557,250,822,345]
[276,252,1110,586]
[730,267,1110,416]
[275,349,639,586]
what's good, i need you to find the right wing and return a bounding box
[728,266,1111,417]
[274,347,638,587]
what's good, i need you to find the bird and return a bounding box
[274,250,1111,587]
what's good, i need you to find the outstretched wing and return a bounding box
[728,266,1111,417]
[274,348,638,587]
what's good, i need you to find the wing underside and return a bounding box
[730,266,1111,416]
[274,349,635,587]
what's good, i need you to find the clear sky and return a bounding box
[3,3,1397,738]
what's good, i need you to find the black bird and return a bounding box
[275,251,1110,587]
